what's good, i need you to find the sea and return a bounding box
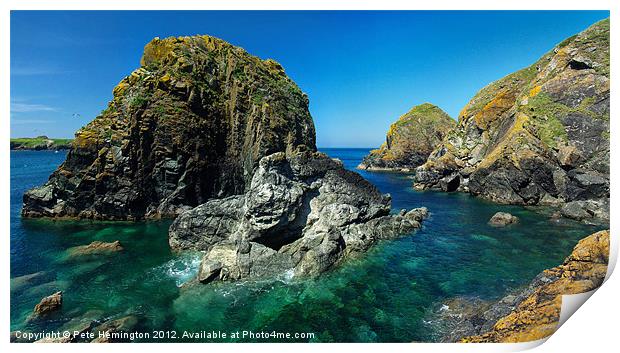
[10,149,602,342]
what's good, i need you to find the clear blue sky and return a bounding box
[10,10,609,148]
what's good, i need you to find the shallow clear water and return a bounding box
[10,149,602,342]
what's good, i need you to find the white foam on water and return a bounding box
[278,269,295,284]
[155,252,202,287]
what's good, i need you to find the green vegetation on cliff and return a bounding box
[22,35,316,220]
[415,18,610,218]
[10,137,73,150]
[358,103,455,171]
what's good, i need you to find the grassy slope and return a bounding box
[10,137,73,150]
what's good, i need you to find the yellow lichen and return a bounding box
[112,81,129,97]
[529,85,542,97]
[73,129,99,149]
[477,113,532,169]
[140,37,176,67]
[473,90,517,129]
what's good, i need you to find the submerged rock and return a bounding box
[10,271,47,292]
[170,150,428,282]
[358,103,455,171]
[69,240,124,257]
[446,229,609,343]
[22,35,315,220]
[33,291,62,317]
[488,212,519,227]
[414,19,610,222]
[91,315,140,343]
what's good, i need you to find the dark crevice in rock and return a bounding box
[568,59,592,70]
[445,175,460,192]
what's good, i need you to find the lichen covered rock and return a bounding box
[169,150,428,282]
[358,103,455,171]
[22,35,315,220]
[454,229,609,343]
[33,291,63,317]
[414,19,609,222]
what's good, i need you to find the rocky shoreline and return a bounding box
[431,229,609,343]
[412,19,610,224]
[15,18,611,344]
[21,34,429,284]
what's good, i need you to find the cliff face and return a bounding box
[415,19,609,221]
[459,229,609,343]
[358,103,455,171]
[22,35,316,220]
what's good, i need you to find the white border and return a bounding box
[1,1,617,353]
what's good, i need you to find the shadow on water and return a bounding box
[10,150,602,342]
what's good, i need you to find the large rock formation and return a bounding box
[414,19,609,221]
[169,150,428,282]
[435,230,609,343]
[22,35,315,220]
[358,103,455,171]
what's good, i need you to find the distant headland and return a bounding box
[10,136,73,150]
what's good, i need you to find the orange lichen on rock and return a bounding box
[462,230,609,343]
[529,85,542,97]
[473,90,517,129]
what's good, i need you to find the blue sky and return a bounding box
[11,10,609,147]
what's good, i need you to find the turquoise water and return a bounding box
[10,149,602,342]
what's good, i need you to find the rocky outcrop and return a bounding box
[33,291,62,317]
[414,19,610,221]
[170,150,428,283]
[488,212,518,227]
[68,241,124,257]
[436,230,609,343]
[358,103,455,171]
[22,35,315,220]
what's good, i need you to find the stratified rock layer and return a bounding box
[33,291,63,317]
[169,150,428,282]
[452,229,609,343]
[415,19,609,221]
[22,35,315,220]
[358,103,455,171]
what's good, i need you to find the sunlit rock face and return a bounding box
[22,35,316,220]
[358,103,455,172]
[414,19,609,222]
[169,150,428,283]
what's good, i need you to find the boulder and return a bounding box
[170,151,428,282]
[488,212,519,227]
[197,260,222,284]
[33,291,62,317]
[560,199,609,223]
